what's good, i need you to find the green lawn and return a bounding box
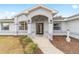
[0,36,23,54]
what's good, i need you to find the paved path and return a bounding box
[31,36,64,54]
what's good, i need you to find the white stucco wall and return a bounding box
[66,19,79,34]
[17,15,27,21]
[9,23,15,32]
[28,8,52,19]
[65,19,79,39]
[0,23,1,31]
[61,22,67,32]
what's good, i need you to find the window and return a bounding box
[54,23,61,30]
[19,21,27,30]
[1,23,9,30]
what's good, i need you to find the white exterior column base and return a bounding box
[66,30,71,42]
[48,34,53,40]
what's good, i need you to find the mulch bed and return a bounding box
[35,48,43,54]
[52,36,79,54]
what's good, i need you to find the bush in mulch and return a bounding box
[24,42,38,54]
[18,35,39,54]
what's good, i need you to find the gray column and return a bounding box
[27,19,32,35]
[48,18,53,40]
[14,17,19,35]
[0,23,2,32]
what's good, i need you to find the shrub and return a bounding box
[19,35,27,40]
[19,36,38,54]
[25,42,38,54]
[19,36,32,45]
[24,37,33,43]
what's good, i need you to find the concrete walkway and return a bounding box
[31,36,64,54]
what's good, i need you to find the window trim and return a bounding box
[1,22,10,30]
[53,23,61,30]
[19,21,27,30]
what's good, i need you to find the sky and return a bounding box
[0,4,79,18]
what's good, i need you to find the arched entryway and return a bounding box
[31,15,48,35]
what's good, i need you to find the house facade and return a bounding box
[0,5,79,40]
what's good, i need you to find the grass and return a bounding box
[0,36,23,54]
[0,35,43,54]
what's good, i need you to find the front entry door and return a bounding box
[36,23,44,34]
